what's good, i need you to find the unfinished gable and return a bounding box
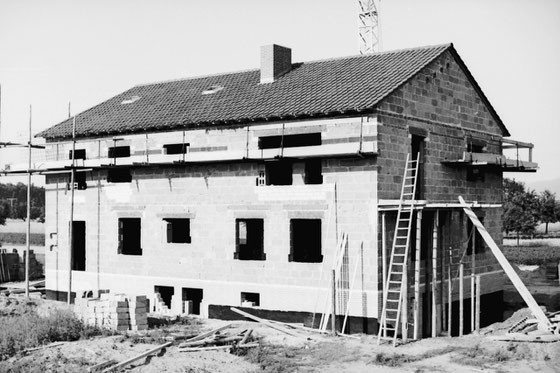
[378,49,506,137]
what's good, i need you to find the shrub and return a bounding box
[502,246,560,265]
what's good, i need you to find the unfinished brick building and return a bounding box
[30,43,536,338]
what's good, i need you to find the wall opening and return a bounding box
[164,218,191,244]
[118,218,142,255]
[241,292,260,307]
[467,167,485,182]
[258,133,321,149]
[155,285,174,309]
[182,288,203,315]
[69,149,86,160]
[289,219,322,263]
[235,219,265,260]
[467,216,486,255]
[71,220,86,271]
[68,172,87,190]
[107,168,132,183]
[265,160,292,185]
[164,143,190,155]
[304,159,323,184]
[411,134,425,200]
[108,146,130,158]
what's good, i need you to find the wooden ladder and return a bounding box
[378,153,419,346]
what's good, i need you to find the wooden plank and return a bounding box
[185,324,233,342]
[471,231,475,333]
[230,307,302,338]
[240,329,253,344]
[331,269,336,336]
[381,212,387,320]
[413,210,422,340]
[459,263,464,337]
[458,196,553,331]
[179,343,259,352]
[448,246,452,335]
[88,360,118,373]
[432,210,438,338]
[102,342,172,372]
[475,275,481,332]
[402,257,408,343]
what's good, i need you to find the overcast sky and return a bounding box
[0,0,559,184]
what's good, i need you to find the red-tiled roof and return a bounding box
[37,43,508,139]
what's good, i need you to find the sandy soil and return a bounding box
[1,302,559,373]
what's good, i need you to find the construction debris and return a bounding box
[230,307,303,338]
[177,326,258,352]
[100,342,172,372]
[74,293,148,331]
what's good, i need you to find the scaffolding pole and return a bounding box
[67,116,76,304]
[25,105,32,298]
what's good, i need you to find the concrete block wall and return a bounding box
[375,50,508,328]
[44,116,380,321]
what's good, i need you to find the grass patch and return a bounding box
[236,344,305,373]
[0,308,102,360]
[502,245,560,265]
[0,232,45,246]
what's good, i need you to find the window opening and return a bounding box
[108,145,130,158]
[466,168,485,182]
[68,171,87,190]
[118,218,142,255]
[467,136,486,153]
[154,286,174,309]
[182,288,203,315]
[107,168,132,183]
[235,219,265,260]
[290,219,322,263]
[164,218,191,243]
[71,221,86,271]
[258,133,321,149]
[69,149,86,160]
[411,134,425,200]
[241,292,260,307]
[265,160,292,185]
[304,159,323,184]
[163,143,190,155]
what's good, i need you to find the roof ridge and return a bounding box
[134,43,453,88]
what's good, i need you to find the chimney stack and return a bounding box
[260,44,292,84]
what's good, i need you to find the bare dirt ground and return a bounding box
[0,298,559,373]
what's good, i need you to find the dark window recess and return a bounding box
[71,221,86,271]
[258,133,321,149]
[235,219,265,260]
[467,141,485,153]
[154,286,174,309]
[107,168,132,183]
[241,292,260,307]
[265,160,292,185]
[182,288,203,315]
[68,172,87,190]
[467,217,486,255]
[118,218,142,256]
[164,143,190,155]
[108,146,130,158]
[304,159,323,184]
[165,218,191,243]
[467,167,485,182]
[289,219,323,263]
[69,149,86,160]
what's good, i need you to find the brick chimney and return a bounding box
[260,44,292,84]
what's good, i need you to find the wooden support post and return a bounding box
[471,233,475,333]
[413,210,422,340]
[381,212,387,314]
[475,275,481,332]
[331,269,336,336]
[448,245,452,335]
[431,210,438,338]
[459,262,464,337]
[401,263,408,343]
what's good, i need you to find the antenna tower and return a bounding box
[358,0,381,54]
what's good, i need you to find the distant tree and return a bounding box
[538,190,560,235]
[0,201,9,225]
[503,178,540,245]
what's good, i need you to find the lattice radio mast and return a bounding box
[358,0,381,54]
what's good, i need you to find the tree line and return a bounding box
[503,178,560,240]
[0,183,45,225]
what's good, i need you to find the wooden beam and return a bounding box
[458,196,553,331]
[432,210,438,338]
[413,210,422,340]
[230,307,302,338]
[448,245,452,335]
[102,342,172,372]
[459,263,464,337]
[471,231,475,333]
[331,269,336,336]
[475,275,481,333]
[381,212,387,321]
[186,324,233,342]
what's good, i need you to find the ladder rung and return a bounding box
[393,254,406,257]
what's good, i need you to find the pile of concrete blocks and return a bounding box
[74,293,148,331]
[153,292,171,314]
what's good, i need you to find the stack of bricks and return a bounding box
[74,293,148,331]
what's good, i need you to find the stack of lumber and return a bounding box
[489,310,560,342]
[74,293,148,331]
[178,324,258,352]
